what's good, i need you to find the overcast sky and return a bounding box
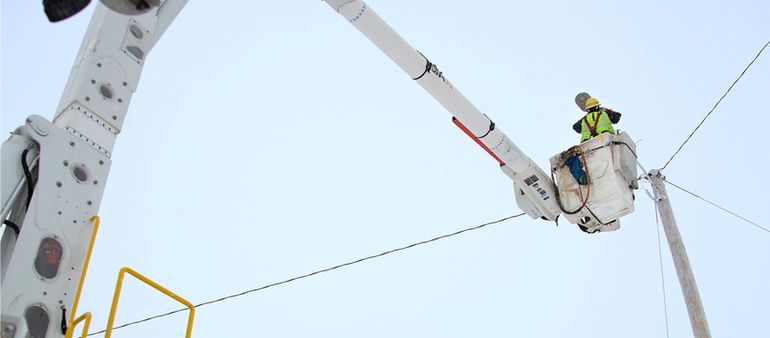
[2,0,769,337]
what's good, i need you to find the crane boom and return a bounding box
[322,0,561,221]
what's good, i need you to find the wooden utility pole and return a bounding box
[649,169,711,338]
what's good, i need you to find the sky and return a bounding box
[2,0,769,337]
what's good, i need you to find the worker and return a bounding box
[572,97,621,142]
[566,96,622,185]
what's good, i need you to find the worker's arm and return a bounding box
[572,120,582,133]
[604,109,621,124]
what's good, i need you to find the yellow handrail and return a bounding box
[64,312,92,338]
[67,215,100,337]
[105,267,195,338]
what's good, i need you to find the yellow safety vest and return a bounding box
[580,110,615,142]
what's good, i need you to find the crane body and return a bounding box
[1,2,188,337]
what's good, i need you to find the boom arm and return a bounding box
[322,0,561,221]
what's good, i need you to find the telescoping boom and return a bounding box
[322,0,561,221]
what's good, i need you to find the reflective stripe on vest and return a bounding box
[580,110,615,142]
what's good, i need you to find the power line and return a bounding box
[88,213,527,336]
[664,179,768,234]
[642,181,672,337]
[653,203,671,338]
[661,39,770,170]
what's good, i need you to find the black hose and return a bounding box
[2,148,37,237]
[611,141,638,158]
[552,169,583,215]
[584,205,615,226]
[551,150,591,215]
[2,220,20,236]
[21,148,35,209]
[60,307,68,335]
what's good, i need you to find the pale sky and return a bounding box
[2,1,769,337]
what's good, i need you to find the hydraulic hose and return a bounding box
[21,148,35,209]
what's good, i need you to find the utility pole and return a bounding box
[649,169,711,338]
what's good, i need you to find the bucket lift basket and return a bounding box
[549,131,638,233]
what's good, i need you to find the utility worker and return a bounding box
[572,97,621,142]
[566,96,622,185]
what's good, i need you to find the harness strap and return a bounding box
[583,111,602,137]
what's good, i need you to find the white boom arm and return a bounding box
[0,2,187,337]
[323,0,561,221]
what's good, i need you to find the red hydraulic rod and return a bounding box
[452,117,504,166]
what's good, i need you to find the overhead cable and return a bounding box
[642,182,671,337]
[88,213,526,336]
[653,203,671,338]
[661,39,770,170]
[664,179,768,234]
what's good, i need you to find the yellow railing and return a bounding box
[105,267,196,338]
[65,312,92,338]
[63,216,194,337]
[66,215,100,338]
